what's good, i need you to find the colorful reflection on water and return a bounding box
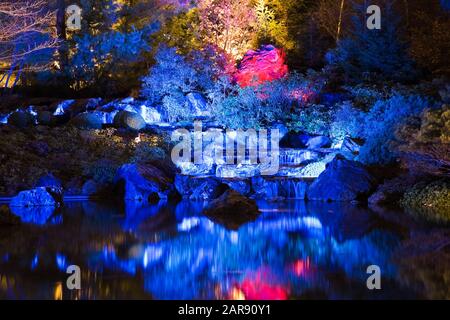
[0,200,419,299]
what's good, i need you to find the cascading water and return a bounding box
[279,149,319,166]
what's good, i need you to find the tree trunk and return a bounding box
[336,0,345,42]
[56,0,68,71]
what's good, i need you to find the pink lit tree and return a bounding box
[197,0,257,59]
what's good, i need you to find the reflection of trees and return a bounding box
[0,201,408,299]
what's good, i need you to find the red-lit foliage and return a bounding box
[234,45,288,87]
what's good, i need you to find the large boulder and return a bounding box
[307,156,376,201]
[234,45,288,87]
[115,163,174,202]
[113,110,146,131]
[10,187,62,207]
[8,110,35,128]
[203,190,260,230]
[70,112,103,129]
[174,175,228,201]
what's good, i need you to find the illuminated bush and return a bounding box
[358,94,430,165]
[396,104,450,176]
[330,101,365,141]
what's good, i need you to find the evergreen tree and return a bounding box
[326,1,417,82]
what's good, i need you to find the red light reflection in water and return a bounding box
[291,258,311,277]
[229,268,289,300]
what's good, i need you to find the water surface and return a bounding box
[0,200,421,299]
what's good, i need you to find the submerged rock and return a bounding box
[10,187,62,207]
[203,190,260,230]
[307,157,376,202]
[115,163,174,202]
[175,175,228,201]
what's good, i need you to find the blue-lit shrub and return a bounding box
[141,46,224,122]
[358,94,430,165]
[330,101,365,141]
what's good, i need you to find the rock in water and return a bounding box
[307,156,376,202]
[234,45,288,87]
[10,187,61,207]
[0,205,21,226]
[113,111,146,131]
[203,190,260,230]
[115,163,174,201]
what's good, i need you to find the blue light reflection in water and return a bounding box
[0,200,416,299]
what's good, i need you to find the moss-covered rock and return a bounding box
[401,180,450,224]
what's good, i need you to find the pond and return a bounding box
[0,200,423,299]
